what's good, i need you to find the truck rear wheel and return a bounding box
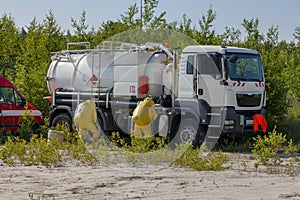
[52,113,72,132]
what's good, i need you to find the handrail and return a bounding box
[67,42,90,51]
[96,41,139,52]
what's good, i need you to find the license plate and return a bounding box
[246,120,253,125]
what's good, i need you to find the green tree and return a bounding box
[142,0,166,28]
[0,14,21,78]
[195,6,217,45]
[42,10,65,52]
[95,20,129,45]
[178,14,195,39]
[220,26,242,46]
[67,10,96,45]
[15,11,65,114]
[120,3,140,29]
[293,26,300,43]
[261,41,291,129]
[291,28,300,101]
[14,19,49,113]
[241,18,263,49]
[265,25,279,48]
[291,44,300,100]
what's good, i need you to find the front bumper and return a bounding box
[222,107,265,135]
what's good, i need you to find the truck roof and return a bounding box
[0,76,16,88]
[0,76,24,98]
[182,45,259,55]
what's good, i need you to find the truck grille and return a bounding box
[236,93,261,107]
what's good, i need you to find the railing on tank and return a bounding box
[67,42,90,51]
[96,41,139,52]
[51,41,173,59]
[50,42,91,60]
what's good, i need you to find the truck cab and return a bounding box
[177,45,265,142]
[0,76,43,133]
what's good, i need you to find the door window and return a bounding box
[197,53,222,79]
[0,87,22,106]
[186,55,195,75]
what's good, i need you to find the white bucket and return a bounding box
[47,130,65,144]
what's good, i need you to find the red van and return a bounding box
[0,76,43,132]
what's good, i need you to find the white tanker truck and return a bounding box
[45,41,266,147]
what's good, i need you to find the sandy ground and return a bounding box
[0,153,300,200]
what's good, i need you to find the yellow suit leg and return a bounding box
[86,122,99,141]
[78,128,87,141]
[142,124,153,137]
[134,125,143,138]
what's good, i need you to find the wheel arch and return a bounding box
[169,108,200,139]
[49,105,73,127]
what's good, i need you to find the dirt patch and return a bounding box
[0,153,299,200]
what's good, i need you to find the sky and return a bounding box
[0,0,299,42]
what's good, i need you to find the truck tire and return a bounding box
[192,125,207,149]
[177,119,198,144]
[52,113,72,132]
[168,119,197,149]
[169,118,206,149]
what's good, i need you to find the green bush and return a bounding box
[0,137,26,165]
[0,128,96,167]
[252,128,299,174]
[171,144,229,171]
[106,132,229,170]
[252,128,286,166]
[18,112,40,142]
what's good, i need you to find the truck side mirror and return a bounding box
[229,55,238,63]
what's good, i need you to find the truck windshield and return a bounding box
[226,53,264,82]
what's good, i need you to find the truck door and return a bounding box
[0,86,26,132]
[196,53,225,148]
[197,53,224,106]
[178,54,197,98]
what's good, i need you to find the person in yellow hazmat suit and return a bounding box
[74,100,99,143]
[132,97,158,137]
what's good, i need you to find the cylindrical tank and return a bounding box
[144,52,167,97]
[46,52,114,93]
[73,53,114,91]
[46,55,81,92]
[46,45,172,99]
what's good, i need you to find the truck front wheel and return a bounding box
[169,119,198,149]
[177,119,198,144]
[52,113,72,132]
[169,118,206,149]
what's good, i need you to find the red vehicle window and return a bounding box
[0,86,25,132]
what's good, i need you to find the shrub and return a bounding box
[252,128,299,174]
[252,128,286,166]
[18,110,40,142]
[0,127,96,166]
[171,144,229,171]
